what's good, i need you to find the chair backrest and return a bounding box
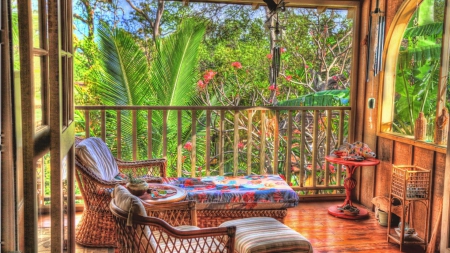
[112,185,154,252]
[75,137,119,182]
[110,185,236,253]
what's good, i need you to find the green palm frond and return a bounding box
[89,22,153,106]
[149,19,206,156]
[86,22,153,159]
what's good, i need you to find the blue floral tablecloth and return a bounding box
[162,174,299,210]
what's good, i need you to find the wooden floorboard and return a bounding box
[40,200,427,252]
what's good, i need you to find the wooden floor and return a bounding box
[286,201,426,253]
[40,201,427,253]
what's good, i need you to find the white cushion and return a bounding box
[113,185,147,217]
[75,137,119,181]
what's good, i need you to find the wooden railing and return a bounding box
[74,105,351,198]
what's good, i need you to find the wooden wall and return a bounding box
[354,0,445,245]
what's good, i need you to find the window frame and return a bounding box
[378,0,450,153]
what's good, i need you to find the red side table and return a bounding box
[325,156,380,219]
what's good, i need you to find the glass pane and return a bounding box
[62,155,69,251]
[388,0,443,140]
[34,56,44,128]
[37,153,51,252]
[12,1,20,72]
[31,0,40,48]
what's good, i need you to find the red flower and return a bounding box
[281,48,286,53]
[231,62,242,69]
[197,80,206,90]
[285,75,292,81]
[184,141,192,151]
[268,84,276,91]
[305,65,309,69]
[332,75,338,81]
[237,142,245,150]
[197,166,202,171]
[266,54,273,59]
[203,70,217,83]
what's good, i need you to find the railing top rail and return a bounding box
[75,105,351,111]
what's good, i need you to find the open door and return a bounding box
[16,0,75,251]
[48,0,76,250]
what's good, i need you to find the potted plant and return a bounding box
[126,172,148,196]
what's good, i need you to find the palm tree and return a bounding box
[84,20,206,167]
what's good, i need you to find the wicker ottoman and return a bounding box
[219,217,313,253]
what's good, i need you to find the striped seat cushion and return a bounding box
[219,217,313,253]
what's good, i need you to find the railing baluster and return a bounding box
[84,110,90,138]
[101,110,106,142]
[191,110,197,178]
[337,110,345,187]
[162,110,167,158]
[132,110,137,161]
[233,110,239,176]
[325,109,332,187]
[260,110,266,174]
[117,110,121,159]
[147,110,152,159]
[177,110,182,177]
[247,110,253,175]
[206,110,211,176]
[273,111,279,175]
[219,110,224,176]
[312,110,319,187]
[300,110,306,187]
[285,111,292,183]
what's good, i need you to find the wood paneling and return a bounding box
[375,137,444,251]
[375,138,394,198]
[393,141,413,165]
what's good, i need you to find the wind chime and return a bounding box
[266,0,285,104]
[367,0,385,129]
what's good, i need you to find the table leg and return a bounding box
[341,165,358,207]
[328,165,369,219]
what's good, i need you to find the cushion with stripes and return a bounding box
[219,217,313,253]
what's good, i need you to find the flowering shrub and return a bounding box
[231,61,242,69]
[203,70,217,84]
[184,141,192,151]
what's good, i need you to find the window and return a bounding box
[381,0,449,146]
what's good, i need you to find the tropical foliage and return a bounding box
[391,0,444,136]
[73,2,355,184]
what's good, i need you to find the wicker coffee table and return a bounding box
[139,183,187,204]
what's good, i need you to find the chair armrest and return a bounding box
[116,158,167,178]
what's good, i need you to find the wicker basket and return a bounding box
[391,165,431,200]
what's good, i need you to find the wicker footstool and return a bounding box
[219,217,313,253]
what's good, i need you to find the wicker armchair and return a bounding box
[75,137,167,247]
[110,185,236,253]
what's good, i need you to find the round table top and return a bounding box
[325,156,380,167]
[139,183,187,204]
